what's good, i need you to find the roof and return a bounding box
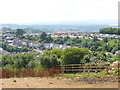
[115,50,120,55]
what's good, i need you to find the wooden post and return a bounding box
[88,65,90,73]
[72,65,73,73]
[79,64,81,73]
[61,65,64,74]
[83,64,85,73]
[106,66,109,74]
[95,63,97,73]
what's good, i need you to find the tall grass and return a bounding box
[0,68,60,78]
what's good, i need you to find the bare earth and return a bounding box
[1,77,118,88]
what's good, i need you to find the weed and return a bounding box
[97,71,108,76]
[78,72,97,78]
[64,73,76,78]
[112,70,118,75]
[13,80,17,82]
[81,74,90,78]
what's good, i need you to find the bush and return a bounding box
[13,80,17,82]
[62,47,90,64]
[40,55,51,68]
[39,54,58,68]
[50,54,58,68]
[81,73,97,78]
[112,70,119,75]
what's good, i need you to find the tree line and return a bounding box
[1,47,119,69]
[0,43,28,52]
[99,27,120,35]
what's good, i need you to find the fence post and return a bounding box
[72,65,73,73]
[83,64,85,73]
[87,64,89,73]
[106,64,109,74]
[95,63,97,73]
[62,65,64,74]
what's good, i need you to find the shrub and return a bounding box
[40,55,51,68]
[62,47,90,64]
[112,70,119,75]
[39,54,58,68]
[13,80,17,82]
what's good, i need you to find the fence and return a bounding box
[57,63,110,73]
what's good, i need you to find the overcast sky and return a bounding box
[0,0,119,24]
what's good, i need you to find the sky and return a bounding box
[0,0,119,24]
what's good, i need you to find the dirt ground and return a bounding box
[1,76,118,88]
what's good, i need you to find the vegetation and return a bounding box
[23,32,120,54]
[1,47,90,69]
[1,27,119,78]
[1,47,119,70]
[16,29,26,36]
[99,27,120,35]
[1,68,60,78]
[1,43,28,52]
[62,47,90,64]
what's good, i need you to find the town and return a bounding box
[0,28,120,56]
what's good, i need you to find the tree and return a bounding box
[102,44,112,52]
[82,54,91,63]
[93,36,99,42]
[111,45,118,54]
[40,32,47,41]
[50,54,58,68]
[45,35,53,43]
[54,37,64,45]
[13,53,34,69]
[39,44,45,50]
[2,55,13,67]
[99,27,120,35]
[16,29,25,36]
[103,37,108,43]
[90,56,98,64]
[64,36,70,42]
[107,56,120,63]
[39,54,58,68]
[62,47,90,64]
[45,49,63,58]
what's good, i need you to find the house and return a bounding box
[115,50,120,55]
[33,49,44,54]
[22,42,29,47]
[5,36,14,40]
[44,43,54,49]
[13,40,22,46]
[0,48,10,55]
[4,40,13,44]
[29,42,39,49]
[61,45,71,50]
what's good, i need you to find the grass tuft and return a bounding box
[13,80,17,82]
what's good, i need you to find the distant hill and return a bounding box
[0,20,117,33]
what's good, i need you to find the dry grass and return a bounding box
[0,68,119,88]
[1,77,118,88]
[1,68,60,78]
